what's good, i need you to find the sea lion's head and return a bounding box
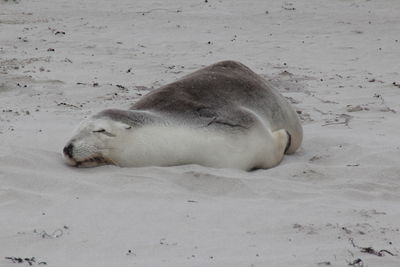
[62,109,136,167]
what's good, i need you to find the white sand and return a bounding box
[1,0,400,266]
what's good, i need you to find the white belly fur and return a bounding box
[109,124,287,171]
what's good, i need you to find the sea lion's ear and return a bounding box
[121,123,132,130]
[114,121,132,130]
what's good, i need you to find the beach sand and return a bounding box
[1,0,399,266]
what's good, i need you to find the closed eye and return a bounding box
[93,129,116,137]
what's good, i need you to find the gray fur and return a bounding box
[93,109,161,127]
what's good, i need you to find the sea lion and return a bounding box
[63,60,302,170]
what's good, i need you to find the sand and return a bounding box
[1,0,399,266]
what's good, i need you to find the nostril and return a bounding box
[63,143,74,158]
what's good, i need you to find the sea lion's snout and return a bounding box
[63,143,74,158]
[62,139,114,167]
[63,142,78,166]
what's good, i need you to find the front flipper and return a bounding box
[284,130,292,154]
[199,108,256,131]
[262,129,291,168]
[273,129,291,156]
